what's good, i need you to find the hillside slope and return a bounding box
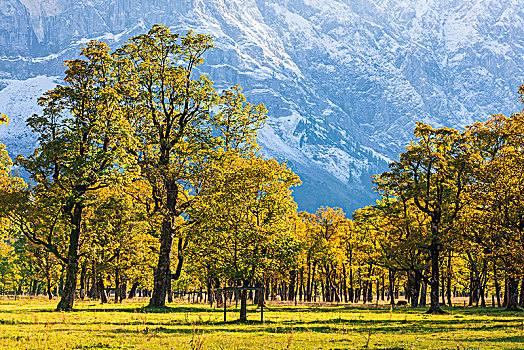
[0,0,522,212]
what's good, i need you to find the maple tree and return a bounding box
[186,156,300,321]
[115,25,267,307]
[374,123,476,313]
[17,40,136,311]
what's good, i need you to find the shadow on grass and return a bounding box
[6,305,227,314]
[3,302,524,347]
[4,301,522,317]
[14,316,523,340]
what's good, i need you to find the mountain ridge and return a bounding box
[0,0,523,213]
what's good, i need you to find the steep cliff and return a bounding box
[0,0,522,212]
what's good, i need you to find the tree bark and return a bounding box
[494,265,501,307]
[420,278,427,307]
[288,270,296,301]
[46,277,53,300]
[427,239,445,314]
[299,267,304,302]
[149,216,174,307]
[120,281,127,301]
[381,274,385,301]
[56,202,83,311]
[239,281,248,322]
[446,251,452,307]
[114,267,120,303]
[149,178,179,307]
[171,237,185,280]
[362,280,368,304]
[408,270,421,308]
[99,278,108,304]
[519,278,524,308]
[349,262,354,303]
[128,282,139,299]
[342,264,348,303]
[167,271,173,303]
[441,267,446,305]
[79,261,87,300]
[310,262,316,302]
[255,281,264,307]
[506,275,519,310]
[503,278,508,307]
[306,259,311,302]
[480,262,488,308]
[388,268,395,306]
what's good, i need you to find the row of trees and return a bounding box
[368,96,524,313]
[0,25,277,313]
[1,24,524,318]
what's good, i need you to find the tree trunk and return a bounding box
[480,262,488,308]
[506,275,519,310]
[446,251,452,307]
[306,259,311,302]
[89,276,99,299]
[299,267,304,302]
[47,277,53,300]
[239,282,248,322]
[362,280,368,304]
[376,279,380,304]
[171,237,184,281]
[503,278,508,307]
[88,263,98,299]
[381,274,385,301]
[255,282,264,307]
[367,265,373,303]
[149,179,179,308]
[149,217,174,307]
[468,270,474,306]
[99,278,108,304]
[419,279,427,307]
[128,282,139,299]
[494,265,501,307]
[79,261,87,300]
[519,278,524,308]
[310,262,316,302]
[388,269,395,306]
[349,262,354,303]
[427,239,445,314]
[441,267,446,305]
[342,264,348,303]
[408,271,421,308]
[120,281,127,301]
[320,278,325,302]
[114,267,120,303]
[323,266,330,302]
[206,277,213,307]
[167,273,173,303]
[56,203,83,311]
[288,270,296,301]
[30,279,38,296]
[58,266,64,297]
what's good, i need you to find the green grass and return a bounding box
[0,297,523,349]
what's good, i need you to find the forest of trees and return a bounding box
[1,25,524,317]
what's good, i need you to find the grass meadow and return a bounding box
[0,297,523,349]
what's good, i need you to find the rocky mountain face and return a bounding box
[0,0,523,213]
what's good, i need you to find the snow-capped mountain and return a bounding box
[0,0,523,213]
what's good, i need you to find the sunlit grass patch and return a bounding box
[0,297,523,349]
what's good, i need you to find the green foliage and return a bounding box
[3,21,524,318]
[186,156,300,286]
